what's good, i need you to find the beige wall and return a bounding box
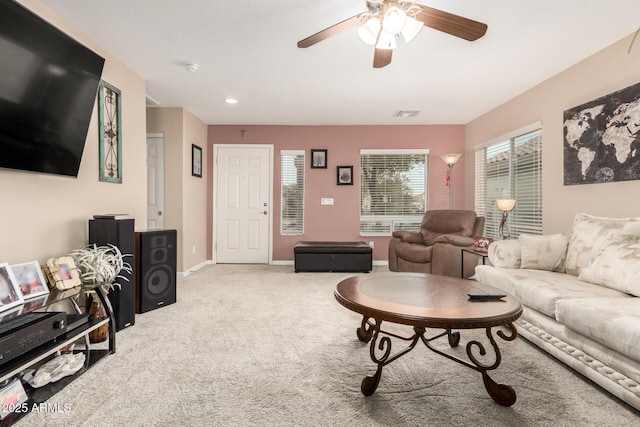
[183,110,208,271]
[146,107,208,272]
[0,0,147,264]
[465,33,640,234]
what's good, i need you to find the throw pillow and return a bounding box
[579,241,640,296]
[565,213,640,276]
[519,234,569,272]
[487,239,521,269]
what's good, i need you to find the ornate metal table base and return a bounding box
[356,316,518,406]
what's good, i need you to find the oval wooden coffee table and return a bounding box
[334,272,523,406]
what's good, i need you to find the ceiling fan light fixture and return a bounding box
[400,15,423,43]
[357,17,381,46]
[375,31,397,50]
[382,6,407,34]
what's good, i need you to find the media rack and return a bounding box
[0,284,116,426]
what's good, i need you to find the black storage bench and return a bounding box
[294,241,372,273]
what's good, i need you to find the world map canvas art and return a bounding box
[563,81,640,185]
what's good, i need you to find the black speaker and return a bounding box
[135,230,177,313]
[88,218,136,331]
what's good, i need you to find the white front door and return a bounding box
[215,145,272,263]
[146,134,165,230]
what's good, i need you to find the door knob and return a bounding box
[261,210,268,215]
[158,211,163,216]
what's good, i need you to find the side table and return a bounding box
[461,248,489,278]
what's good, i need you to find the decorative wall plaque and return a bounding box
[98,80,122,183]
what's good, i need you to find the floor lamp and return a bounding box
[440,154,462,209]
[497,199,516,239]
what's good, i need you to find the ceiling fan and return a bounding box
[297,0,487,68]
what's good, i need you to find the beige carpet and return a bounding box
[21,265,639,426]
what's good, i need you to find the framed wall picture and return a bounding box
[98,80,122,183]
[0,263,23,313]
[192,144,202,177]
[311,149,327,169]
[10,261,50,300]
[337,165,353,185]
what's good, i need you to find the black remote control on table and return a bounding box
[468,293,506,301]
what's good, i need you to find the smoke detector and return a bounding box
[184,63,199,73]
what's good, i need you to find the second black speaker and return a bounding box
[135,229,177,313]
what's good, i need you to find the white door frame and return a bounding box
[213,144,274,264]
[146,132,165,230]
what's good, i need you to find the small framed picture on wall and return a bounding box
[311,149,327,169]
[192,144,202,177]
[337,166,353,185]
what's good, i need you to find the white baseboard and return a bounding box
[179,259,388,275]
[178,260,212,278]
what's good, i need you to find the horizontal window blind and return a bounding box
[280,150,304,235]
[360,149,428,235]
[475,129,542,240]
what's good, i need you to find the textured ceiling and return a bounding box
[40,0,640,125]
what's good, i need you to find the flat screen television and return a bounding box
[0,1,105,177]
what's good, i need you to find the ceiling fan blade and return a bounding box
[415,5,487,41]
[373,49,392,68]
[297,15,363,48]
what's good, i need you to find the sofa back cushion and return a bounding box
[565,213,640,276]
[519,233,569,272]
[487,239,521,269]
[420,210,476,245]
[579,240,640,296]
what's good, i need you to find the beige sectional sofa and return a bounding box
[474,213,640,410]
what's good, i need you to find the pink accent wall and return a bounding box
[207,125,465,261]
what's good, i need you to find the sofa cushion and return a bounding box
[394,242,432,263]
[487,239,521,269]
[475,267,630,317]
[519,233,568,272]
[579,240,640,296]
[565,213,640,276]
[556,298,640,364]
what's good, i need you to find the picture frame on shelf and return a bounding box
[311,149,327,169]
[192,144,202,177]
[98,80,122,184]
[0,262,24,313]
[10,261,50,300]
[337,165,353,185]
[0,379,28,420]
[473,236,494,252]
[46,257,82,290]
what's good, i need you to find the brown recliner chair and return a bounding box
[388,210,485,278]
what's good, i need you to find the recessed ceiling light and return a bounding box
[393,110,420,118]
[225,98,238,104]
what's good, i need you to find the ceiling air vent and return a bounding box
[393,110,420,118]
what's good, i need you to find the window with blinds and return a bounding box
[475,127,542,240]
[360,149,428,235]
[280,150,305,235]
